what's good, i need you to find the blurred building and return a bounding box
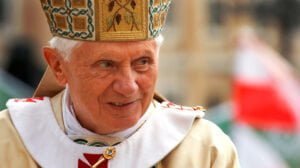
[157,0,300,107]
[0,0,299,108]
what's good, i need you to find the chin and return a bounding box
[113,114,141,131]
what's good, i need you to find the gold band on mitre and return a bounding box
[40,0,172,41]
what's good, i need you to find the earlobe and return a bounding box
[43,47,67,86]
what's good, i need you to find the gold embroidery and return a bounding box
[52,0,65,7]
[73,16,87,31]
[54,15,68,29]
[72,0,86,8]
[153,13,161,30]
[153,0,161,7]
[97,0,148,41]
[40,0,172,41]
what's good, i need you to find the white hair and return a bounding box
[49,35,164,61]
[49,37,82,61]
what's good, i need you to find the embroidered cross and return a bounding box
[78,147,116,168]
[78,153,108,168]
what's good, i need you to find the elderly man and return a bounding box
[0,0,239,167]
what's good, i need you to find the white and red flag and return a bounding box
[233,29,300,131]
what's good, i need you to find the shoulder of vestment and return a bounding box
[0,109,38,167]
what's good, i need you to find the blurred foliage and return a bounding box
[0,69,33,110]
[0,90,10,110]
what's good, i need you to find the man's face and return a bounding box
[60,40,159,134]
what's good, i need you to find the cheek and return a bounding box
[138,69,158,92]
[68,72,109,108]
[70,81,107,117]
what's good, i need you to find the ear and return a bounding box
[43,47,68,86]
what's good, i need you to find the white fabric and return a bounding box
[62,86,96,137]
[6,97,204,168]
[62,86,153,141]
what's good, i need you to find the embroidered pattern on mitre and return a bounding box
[40,0,172,41]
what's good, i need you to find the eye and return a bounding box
[137,57,149,65]
[98,60,115,69]
[133,57,151,72]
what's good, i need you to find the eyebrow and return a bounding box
[139,50,155,57]
[97,49,155,60]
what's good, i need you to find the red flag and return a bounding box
[233,29,300,131]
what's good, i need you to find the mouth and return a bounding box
[109,102,132,106]
[108,100,139,107]
[104,99,142,118]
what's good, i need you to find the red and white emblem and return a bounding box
[78,153,108,168]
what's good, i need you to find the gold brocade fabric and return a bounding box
[40,0,172,41]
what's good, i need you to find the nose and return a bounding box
[112,67,138,97]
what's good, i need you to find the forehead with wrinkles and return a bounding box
[49,36,163,61]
